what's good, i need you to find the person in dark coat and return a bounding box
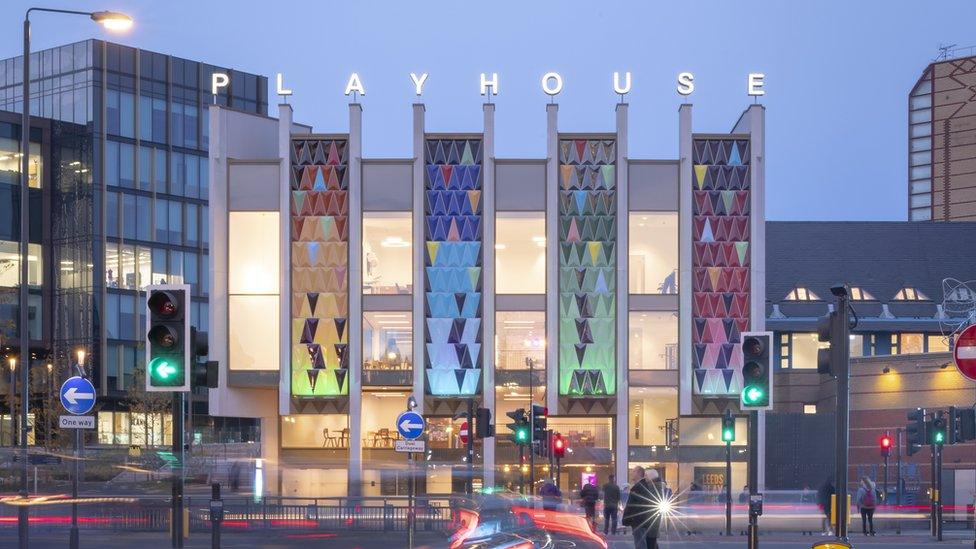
[602,474,621,535]
[817,478,835,536]
[622,466,666,549]
[580,479,600,528]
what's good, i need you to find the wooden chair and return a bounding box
[339,428,350,448]
[322,428,337,448]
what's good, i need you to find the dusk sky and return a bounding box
[4,0,974,220]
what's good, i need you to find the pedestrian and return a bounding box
[622,466,665,549]
[737,484,748,504]
[855,476,878,536]
[602,474,621,535]
[817,478,835,536]
[580,478,599,528]
[540,480,561,511]
[230,461,241,492]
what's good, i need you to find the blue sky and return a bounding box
[4,0,975,220]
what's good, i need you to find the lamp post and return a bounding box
[7,357,15,448]
[20,10,133,549]
[68,348,86,549]
[45,362,51,451]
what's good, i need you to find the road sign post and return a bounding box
[397,405,424,549]
[59,375,96,549]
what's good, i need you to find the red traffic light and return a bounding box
[148,290,179,317]
[552,433,567,459]
[880,435,892,448]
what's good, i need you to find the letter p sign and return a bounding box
[212,73,230,96]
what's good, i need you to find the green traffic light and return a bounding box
[742,386,764,405]
[722,429,734,442]
[148,357,182,386]
[934,431,945,444]
[516,427,528,443]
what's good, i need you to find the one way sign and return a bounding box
[60,376,96,415]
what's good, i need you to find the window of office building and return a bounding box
[629,312,678,370]
[363,213,411,295]
[228,212,279,371]
[894,333,924,355]
[0,241,42,287]
[97,411,171,446]
[927,334,949,353]
[363,312,412,371]
[629,212,678,294]
[361,392,412,449]
[850,334,864,357]
[495,312,545,370]
[496,213,545,294]
[0,137,42,188]
[628,387,677,447]
[787,332,824,369]
[282,414,347,449]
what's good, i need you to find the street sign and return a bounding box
[59,415,95,429]
[396,410,425,441]
[953,324,976,381]
[59,376,96,415]
[395,439,426,453]
[459,421,469,445]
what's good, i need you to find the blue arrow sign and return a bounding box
[60,376,96,415]
[396,410,425,441]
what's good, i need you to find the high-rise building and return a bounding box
[0,39,267,444]
[909,51,976,221]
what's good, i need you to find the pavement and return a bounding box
[1,530,975,548]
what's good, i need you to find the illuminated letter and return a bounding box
[276,73,293,96]
[677,72,695,96]
[480,72,499,96]
[211,72,229,95]
[345,73,366,96]
[612,71,632,95]
[541,72,563,96]
[409,72,429,96]
[748,73,765,96]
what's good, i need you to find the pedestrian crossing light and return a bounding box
[932,412,947,446]
[721,410,735,442]
[505,408,530,446]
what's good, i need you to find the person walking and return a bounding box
[622,466,665,549]
[580,478,599,529]
[855,476,878,536]
[602,474,621,535]
[817,478,835,536]
[540,480,561,511]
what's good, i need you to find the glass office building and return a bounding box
[208,100,766,497]
[0,40,267,444]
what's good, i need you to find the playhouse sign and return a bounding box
[210,71,767,99]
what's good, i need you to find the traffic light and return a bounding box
[475,407,494,439]
[948,406,961,445]
[145,285,190,392]
[740,332,773,409]
[193,360,219,389]
[506,408,529,445]
[552,432,566,459]
[959,407,976,442]
[879,431,892,457]
[531,404,548,442]
[816,310,839,375]
[931,411,947,446]
[721,410,735,443]
[906,408,926,456]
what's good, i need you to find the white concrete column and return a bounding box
[411,104,426,414]
[746,104,766,490]
[482,103,496,486]
[278,104,294,416]
[348,103,364,496]
[614,103,629,486]
[545,104,559,413]
[677,104,693,416]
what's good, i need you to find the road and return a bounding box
[1,530,974,548]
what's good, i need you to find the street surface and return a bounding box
[0,530,974,548]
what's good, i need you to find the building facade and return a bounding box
[208,100,766,498]
[0,39,267,445]
[765,221,976,505]
[909,52,976,221]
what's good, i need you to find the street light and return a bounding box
[20,10,133,549]
[7,357,15,449]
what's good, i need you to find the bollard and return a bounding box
[210,483,223,549]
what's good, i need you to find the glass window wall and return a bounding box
[628,312,678,370]
[495,312,545,370]
[496,212,545,294]
[228,212,280,371]
[629,212,678,294]
[362,213,411,295]
[363,312,412,371]
[628,387,677,447]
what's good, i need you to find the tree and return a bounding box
[125,365,172,449]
